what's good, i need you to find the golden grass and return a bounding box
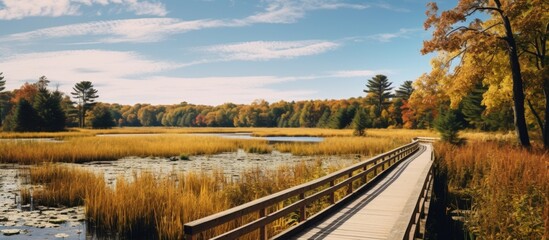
[0,128,439,164]
[22,159,354,239]
[0,135,270,164]
[21,164,105,207]
[435,141,548,239]
[274,136,410,156]
[0,130,93,139]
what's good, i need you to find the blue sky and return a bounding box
[0,0,452,105]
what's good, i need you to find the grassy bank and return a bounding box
[434,141,548,239]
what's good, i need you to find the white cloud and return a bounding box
[330,70,377,78]
[2,18,232,43]
[0,0,166,20]
[245,0,368,24]
[0,49,382,105]
[202,40,339,61]
[367,28,421,42]
[1,0,365,43]
[372,3,410,13]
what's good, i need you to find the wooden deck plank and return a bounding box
[291,144,433,240]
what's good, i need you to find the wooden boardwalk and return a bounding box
[290,143,433,240]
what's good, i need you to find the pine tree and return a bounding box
[434,108,463,144]
[364,75,394,115]
[0,72,5,126]
[395,81,414,100]
[10,99,40,132]
[71,81,98,128]
[352,108,368,136]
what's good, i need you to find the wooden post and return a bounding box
[259,208,266,240]
[347,171,353,195]
[299,192,306,221]
[329,180,335,204]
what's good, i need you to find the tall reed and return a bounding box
[274,136,408,156]
[0,135,270,164]
[21,159,354,239]
[435,141,548,239]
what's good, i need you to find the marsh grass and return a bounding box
[435,141,548,239]
[274,136,409,156]
[21,159,356,239]
[21,164,105,207]
[0,135,271,164]
[0,129,435,164]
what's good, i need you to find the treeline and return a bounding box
[0,75,114,131]
[0,73,515,132]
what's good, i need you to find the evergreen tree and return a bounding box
[434,108,463,144]
[33,88,66,132]
[71,81,99,127]
[364,75,394,115]
[7,99,40,132]
[89,104,115,129]
[0,72,5,126]
[395,80,414,100]
[0,72,4,93]
[316,109,331,128]
[461,84,486,130]
[352,108,368,136]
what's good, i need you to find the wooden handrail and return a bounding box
[184,140,421,240]
[404,145,435,240]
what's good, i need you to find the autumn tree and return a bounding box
[71,81,98,128]
[421,0,546,147]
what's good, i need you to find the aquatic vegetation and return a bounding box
[435,141,548,239]
[21,160,352,239]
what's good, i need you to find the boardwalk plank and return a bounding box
[291,144,433,240]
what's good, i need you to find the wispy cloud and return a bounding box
[0,0,167,20]
[367,28,421,42]
[245,0,368,24]
[1,0,366,43]
[330,70,377,78]
[0,49,382,105]
[1,18,234,43]
[371,2,410,13]
[202,40,340,61]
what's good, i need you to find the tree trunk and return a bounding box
[541,82,549,150]
[499,6,531,147]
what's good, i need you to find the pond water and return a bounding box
[0,148,353,239]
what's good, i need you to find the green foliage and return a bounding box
[89,104,115,129]
[434,108,463,144]
[3,99,40,132]
[461,84,514,131]
[71,81,99,128]
[352,108,368,136]
[33,88,66,132]
[0,72,5,126]
[395,80,414,100]
[364,75,394,115]
[0,72,5,92]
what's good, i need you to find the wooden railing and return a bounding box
[404,140,435,240]
[184,140,421,240]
